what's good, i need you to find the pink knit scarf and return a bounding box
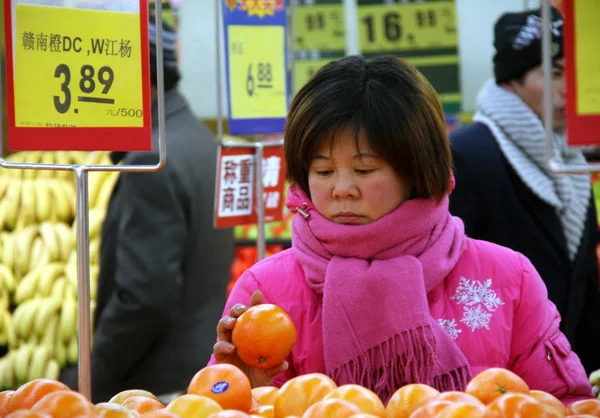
[285,184,471,402]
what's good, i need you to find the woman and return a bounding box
[209,55,593,404]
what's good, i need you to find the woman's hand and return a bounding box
[213,290,289,388]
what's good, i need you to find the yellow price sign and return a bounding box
[228,25,287,119]
[294,58,331,92]
[14,5,144,128]
[294,4,345,51]
[574,0,600,114]
[357,1,457,53]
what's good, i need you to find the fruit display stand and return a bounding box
[0,151,120,390]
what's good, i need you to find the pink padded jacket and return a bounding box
[209,238,594,404]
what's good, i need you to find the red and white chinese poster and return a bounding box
[214,145,286,228]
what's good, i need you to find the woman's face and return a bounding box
[308,129,411,225]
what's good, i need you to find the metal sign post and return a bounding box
[0,1,167,400]
[541,0,600,173]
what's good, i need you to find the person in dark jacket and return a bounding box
[88,16,235,401]
[449,7,600,376]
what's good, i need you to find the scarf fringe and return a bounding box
[327,326,437,403]
[432,366,471,393]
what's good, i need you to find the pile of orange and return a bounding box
[1,302,599,418]
[2,366,600,418]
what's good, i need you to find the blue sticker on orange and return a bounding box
[212,381,230,394]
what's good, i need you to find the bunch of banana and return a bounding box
[590,369,600,398]
[0,264,16,311]
[0,308,16,348]
[0,222,75,283]
[0,177,76,231]
[88,168,120,211]
[0,344,61,389]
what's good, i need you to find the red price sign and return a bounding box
[214,145,286,228]
[563,0,600,146]
[3,1,152,151]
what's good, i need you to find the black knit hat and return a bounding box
[493,7,564,84]
[149,13,181,91]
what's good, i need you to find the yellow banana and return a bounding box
[14,225,39,279]
[38,152,55,179]
[53,222,74,262]
[0,199,9,232]
[590,369,600,386]
[28,345,51,381]
[20,179,37,227]
[29,236,48,273]
[90,265,100,301]
[49,180,72,222]
[0,355,8,390]
[15,267,43,303]
[4,179,22,231]
[39,222,60,262]
[37,263,66,297]
[51,276,67,300]
[54,337,67,369]
[0,288,9,312]
[41,312,60,355]
[0,351,16,390]
[54,151,73,181]
[89,208,106,241]
[90,238,101,265]
[1,233,15,274]
[60,293,77,343]
[0,310,8,346]
[18,298,42,338]
[34,297,62,337]
[58,180,77,221]
[1,308,16,349]
[45,359,60,381]
[67,336,78,365]
[88,171,112,209]
[35,179,52,223]
[14,344,34,384]
[94,171,119,211]
[0,176,10,200]
[0,264,16,293]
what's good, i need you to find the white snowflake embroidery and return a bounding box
[461,305,492,331]
[450,277,505,312]
[438,318,462,340]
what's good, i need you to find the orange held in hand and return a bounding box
[231,304,297,370]
[464,367,530,404]
[188,364,253,412]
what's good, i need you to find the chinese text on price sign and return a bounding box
[222,0,289,135]
[293,0,346,93]
[3,1,152,151]
[214,147,286,228]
